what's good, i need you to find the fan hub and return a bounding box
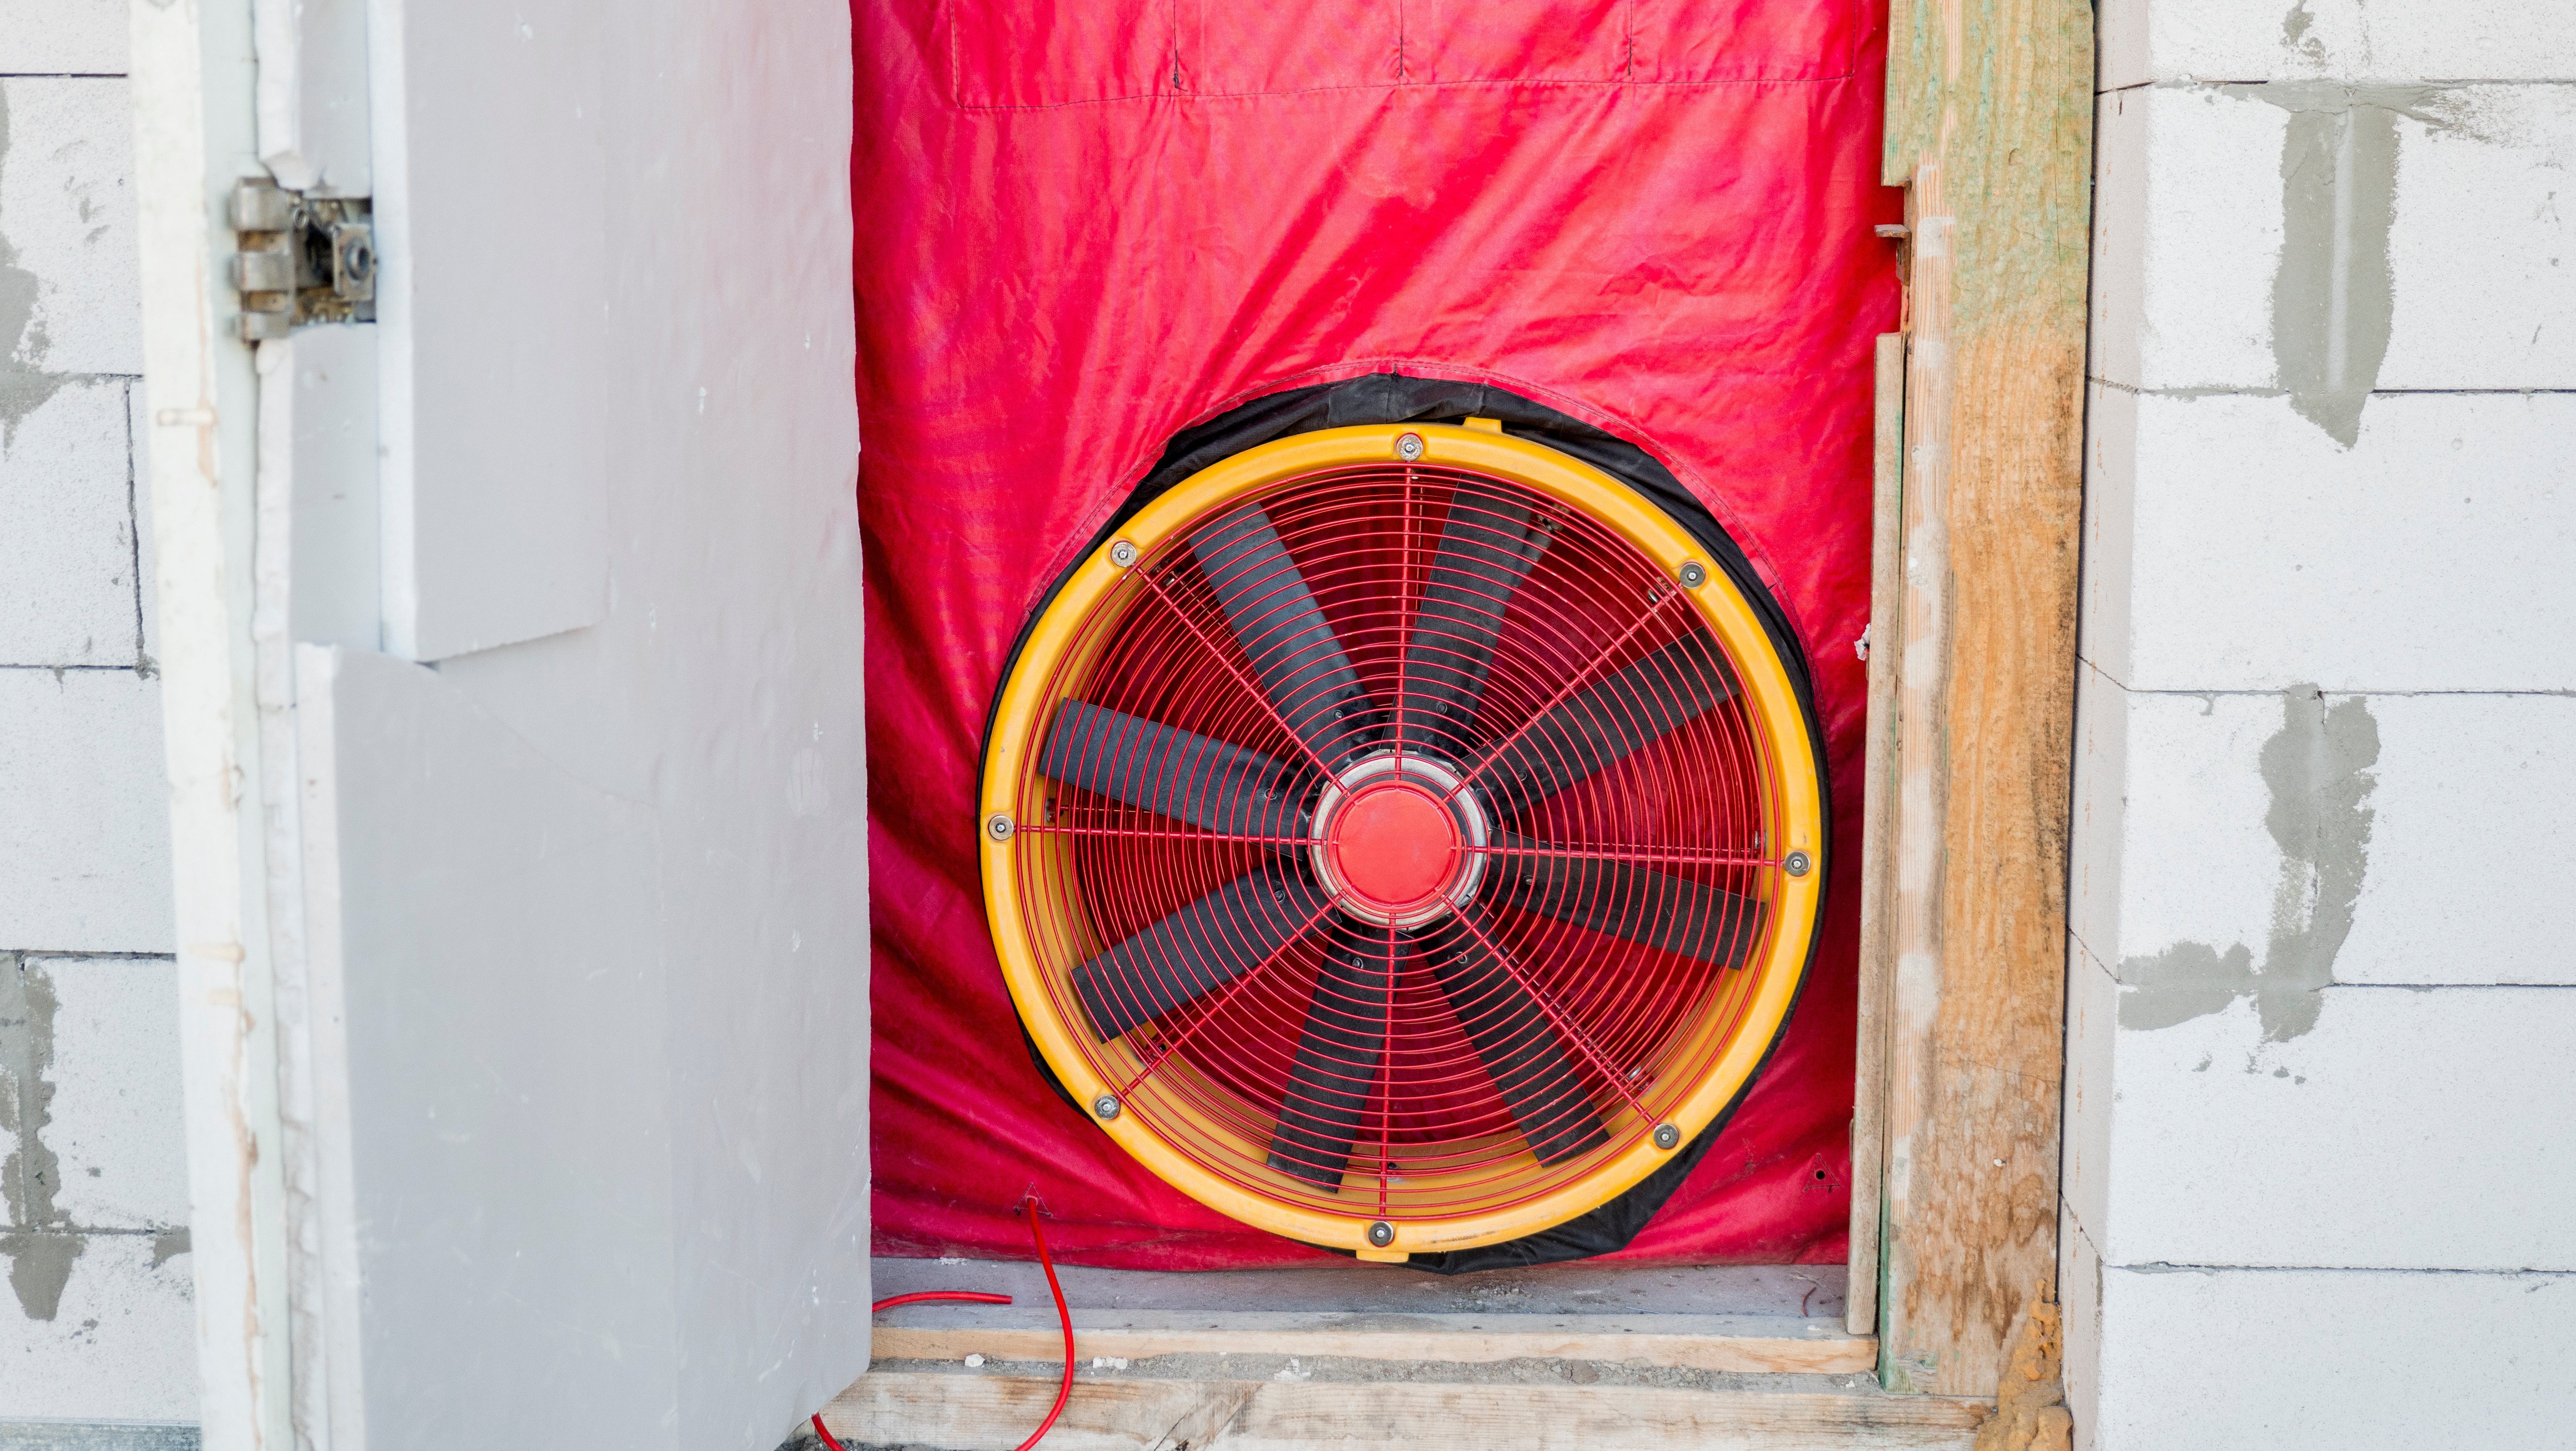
[1310,754,1489,927]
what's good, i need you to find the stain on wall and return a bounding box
[2119,687,2381,1040]
[2227,80,2518,447]
[0,83,74,444]
[1,952,84,1320]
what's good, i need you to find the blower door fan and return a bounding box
[981,422,1824,1260]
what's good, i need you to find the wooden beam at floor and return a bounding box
[1871,0,2094,1400]
[829,1370,1989,1451]
[874,1308,1875,1375]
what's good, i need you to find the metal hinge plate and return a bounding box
[230,177,376,341]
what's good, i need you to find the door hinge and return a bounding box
[230,177,376,341]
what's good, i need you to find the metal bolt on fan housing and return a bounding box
[979,422,1825,1258]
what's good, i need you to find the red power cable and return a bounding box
[811,1194,1073,1451]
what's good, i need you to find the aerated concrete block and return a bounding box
[2072,947,2576,1272]
[26,957,187,1231]
[0,670,172,954]
[2086,1262,2574,1451]
[2092,391,2575,694]
[2089,86,2282,394]
[2071,674,2576,986]
[0,78,139,379]
[0,0,127,76]
[0,381,138,667]
[2100,0,2576,91]
[2088,81,2576,397]
[0,1230,196,1423]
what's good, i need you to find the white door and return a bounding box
[129,3,870,1448]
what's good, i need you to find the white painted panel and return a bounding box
[2090,1264,2576,1451]
[0,1232,197,1424]
[2100,0,2576,91]
[288,325,380,650]
[2110,392,2576,694]
[299,645,677,1445]
[31,956,190,1231]
[0,76,139,377]
[258,0,371,196]
[0,0,127,75]
[295,2,868,1442]
[2087,86,2280,394]
[0,381,138,667]
[2091,984,2576,1271]
[371,0,606,662]
[0,669,171,954]
[2339,694,2576,985]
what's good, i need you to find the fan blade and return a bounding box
[1191,508,1381,766]
[1474,632,1738,819]
[1490,832,1765,967]
[1042,700,1310,842]
[1072,864,1331,1042]
[1264,936,1394,1191]
[1405,912,1610,1167]
[1394,487,1550,756]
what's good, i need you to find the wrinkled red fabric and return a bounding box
[854,0,1900,1269]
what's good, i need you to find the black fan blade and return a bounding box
[1405,912,1609,1167]
[1191,508,1381,766]
[1072,865,1331,1041]
[1474,632,1739,819]
[1265,936,1394,1191]
[1042,700,1310,842]
[1490,832,1765,967]
[1394,487,1550,756]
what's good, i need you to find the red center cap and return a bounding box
[1331,783,1459,909]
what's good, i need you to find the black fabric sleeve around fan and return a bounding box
[988,372,1831,1273]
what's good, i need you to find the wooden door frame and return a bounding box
[1844,0,2097,1401]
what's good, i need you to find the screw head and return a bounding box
[1368,1220,1395,1247]
[1108,539,1138,567]
[1092,1094,1121,1120]
[1394,432,1425,462]
[986,812,1015,842]
[1783,850,1812,878]
[1677,561,1708,590]
[1653,1123,1682,1151]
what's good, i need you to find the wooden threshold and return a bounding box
[838,1260,1971,1448]
[827,1368,1988,1451]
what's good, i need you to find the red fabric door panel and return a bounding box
[1400,0,1627,83]
[949,0,1174,107]
[855,0,1900,1270]
[1184,0,1400,97]
[1630,0,1861,83]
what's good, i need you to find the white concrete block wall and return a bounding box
[2073,3,2576,1446]
[1,2,196,1432]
